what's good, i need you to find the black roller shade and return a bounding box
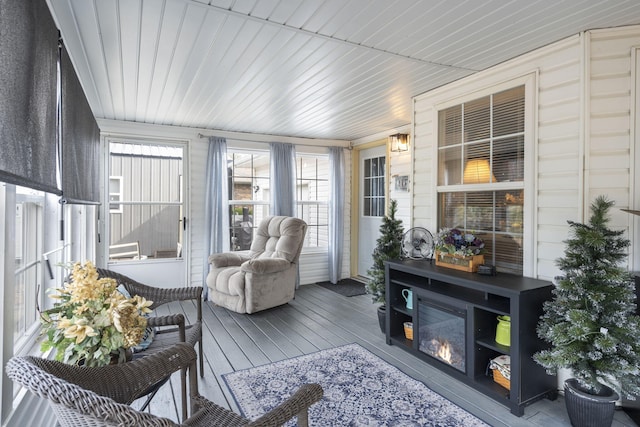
[0,0,59,194]
[60,44,100,204]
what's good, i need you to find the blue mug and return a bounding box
[402,289,413,310]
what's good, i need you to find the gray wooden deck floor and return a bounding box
[141,283,637,427]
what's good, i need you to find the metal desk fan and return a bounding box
[401,227,434,260]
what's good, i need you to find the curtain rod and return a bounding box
[197,133,351,149]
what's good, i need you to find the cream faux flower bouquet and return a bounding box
[40,261,152,366]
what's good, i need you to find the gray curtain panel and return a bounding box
[269,142,296,217]
[204,137,230,297]
[328,147,345,284]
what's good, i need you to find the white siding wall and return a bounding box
[587,26,640,269]
[412,35,583,280]
[389,149,412,230]
[409,24,640,279]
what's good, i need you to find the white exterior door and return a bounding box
[357,145,387,277]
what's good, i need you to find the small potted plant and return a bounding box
[434,228,485,272]
[366,199,404,334]
[534,196,640,427]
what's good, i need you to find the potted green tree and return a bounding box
[366,199,404,334]
[534,196,640,427]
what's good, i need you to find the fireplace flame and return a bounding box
[437,339,452,364]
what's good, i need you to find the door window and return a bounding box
[108,142,185,260]
[363,156,386,217]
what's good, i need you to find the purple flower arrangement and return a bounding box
[435,228,485,257]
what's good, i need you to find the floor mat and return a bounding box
[315,278,366,297]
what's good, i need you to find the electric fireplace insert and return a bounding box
[417,299,466,373]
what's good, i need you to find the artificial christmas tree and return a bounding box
[534,196,640,427]
[365,199,404,332]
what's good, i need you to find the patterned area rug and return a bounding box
[316,278,367,297]
[223,343,489,426]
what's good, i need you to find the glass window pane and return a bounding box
[438,192,465,229]
[14,189,44,349]
[494,86,525,137]
[110,204,181,257]
[109,142,184,259]
[463,142,492,184]
[438,191,523,275]
[464,96,490,142]
[465,191,494,231]
[438,105,462,147]
[372,198,380,217]
[438,146,462,185]
[493,136,524,182]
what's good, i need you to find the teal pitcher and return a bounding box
[402,289,413,310]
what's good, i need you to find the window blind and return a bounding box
[60,44,100,204]
[437,85,525,275]
[0,0,59,194]
[438,86,524,185]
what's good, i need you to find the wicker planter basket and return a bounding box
[493,367,510,390]
[435,251,484,273]
[489,355,511,390]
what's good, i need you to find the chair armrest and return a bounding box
[209,251,251,268]
[22,343,197,405]
[241,258,291,274]
[247,383,323,426]
[148,313,186,341]
[97,268,202,312]
[147,313,185,328]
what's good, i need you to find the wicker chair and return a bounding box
[6,343,324,427]
[96,268,203,420]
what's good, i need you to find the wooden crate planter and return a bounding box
[435,251,484,273]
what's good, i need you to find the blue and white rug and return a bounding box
[223,343,489,426]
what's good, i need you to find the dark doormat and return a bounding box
[316,278,367,297]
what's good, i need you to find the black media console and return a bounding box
[384,259,557,416]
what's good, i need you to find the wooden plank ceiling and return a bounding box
[47,0,640,141]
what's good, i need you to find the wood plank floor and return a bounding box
[139,284,637,427]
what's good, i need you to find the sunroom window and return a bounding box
[227,152,271,251]
[296,155,329,248]
[227,150,330,251]
[437,86,525,275]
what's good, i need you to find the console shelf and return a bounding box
[385,259,557,416]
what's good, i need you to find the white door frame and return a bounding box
[350,140,388,278]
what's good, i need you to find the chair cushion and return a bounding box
[249,216,307,262]
[213,266,245,296]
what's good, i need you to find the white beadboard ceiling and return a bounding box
[47,0,640,141]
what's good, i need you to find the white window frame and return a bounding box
[362,155,386,218]
[434,74,536,277]
[295,154,329,249]
[226,149,332,252]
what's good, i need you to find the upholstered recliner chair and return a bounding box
[207,216,307,314]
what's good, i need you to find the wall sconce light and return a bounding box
[389,133,409,152]
[463,159,496,184]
